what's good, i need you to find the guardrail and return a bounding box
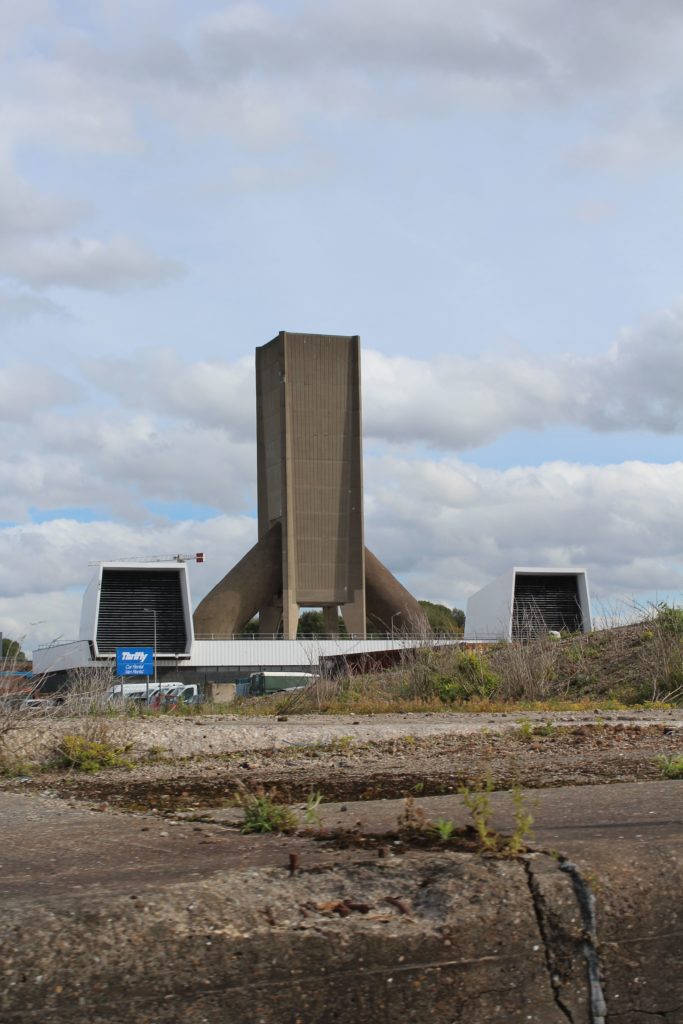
[192,633,462,642]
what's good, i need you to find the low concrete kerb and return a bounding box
[1,783,681,1023]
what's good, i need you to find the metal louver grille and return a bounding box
[96,569,187,655]
[512,574,582,640]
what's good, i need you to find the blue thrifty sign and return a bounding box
[116,647,154,677]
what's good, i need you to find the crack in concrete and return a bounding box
[559,858,607,1024]
[523,857,576,1023]
[609,1006,683,1020]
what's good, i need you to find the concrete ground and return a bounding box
[10,707,683,763]
[1,782,681,1023]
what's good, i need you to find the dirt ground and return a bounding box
[7,715,681,813]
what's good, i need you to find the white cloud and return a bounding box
[0,288,67,321]
[0,163,182,295]
[0,298,677,528]
[0,407,255,524]
[0,589,84,656]
[1,0,679,160]
[0,299,675,523]
[363,304,683,448]
[0,54,138,154]
[0,366,81,422]
[73,301,683,455]
[0,514,257,601]
[0,164,86,237]
[0,1,55,58]
[81,351,255,434]
[364,454,683,609]
[0,234,183,292]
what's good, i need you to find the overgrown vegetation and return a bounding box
[656,753,683,779]
[459,780,534,856]
[54,727,132,772]
[1,638,43,771]
[395,785,533,856]
[238,790,298,834]
[304,790,324,826]
[231,602,683,716]
[62,665,115,715]
[2,637,27,661]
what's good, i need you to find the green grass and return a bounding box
[239,791,297,834]
[656,754,683,779]
[55,734,133,773]
[432,818,456,841]
[304,790,324,827]
[229,692,642,718]
[459,780,534,856]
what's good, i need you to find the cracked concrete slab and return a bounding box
[0,783,681,1022]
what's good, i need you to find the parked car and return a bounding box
[147,684,201,709]
[19,697,52,712]
[106,682,153,703]
[105,679,197,704]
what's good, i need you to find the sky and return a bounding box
[1,0,682,654]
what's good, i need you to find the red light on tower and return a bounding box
[195,552,204,563]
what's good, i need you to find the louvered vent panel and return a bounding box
[512,574,581,639]
[96,569,187,654]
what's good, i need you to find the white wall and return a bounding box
[465,567,592,641]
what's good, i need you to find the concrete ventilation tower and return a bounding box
[194,331,428,639]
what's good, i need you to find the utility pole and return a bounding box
[143,608,158,704]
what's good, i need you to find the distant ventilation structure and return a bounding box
[80,562,194,657]
[193,331,428,639]
[464,567,592,641]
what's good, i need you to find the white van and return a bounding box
[107,681,182,703]
[146,683,201,708]
[107,682,152,702]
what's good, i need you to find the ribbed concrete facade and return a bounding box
[193,331,428,640]
[256,332,365,638]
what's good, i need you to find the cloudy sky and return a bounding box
[2,0,683,653]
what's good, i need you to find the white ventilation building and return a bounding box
[79,561,194,659]
[464,567,592,642]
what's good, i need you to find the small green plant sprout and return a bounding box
[459,779,497,851]
[656,754,683,779]
[304,790,324,827]
[433,818,455,842]
[508,786,534,855]
[459,780,534,857]
[517,720,534,741]
[329,735,353,752]
[56,734,132,773]
[145,744,168,763]
[656,603,683,635]
[533,721,556,738]
[240,791,297,835]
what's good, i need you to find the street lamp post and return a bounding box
[391,612,402,639]
[143,608,158,705]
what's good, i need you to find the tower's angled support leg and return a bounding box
[258,603,282,636]
[364,547,430,637]
[341,589,367,638]
[193,523,283,638]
